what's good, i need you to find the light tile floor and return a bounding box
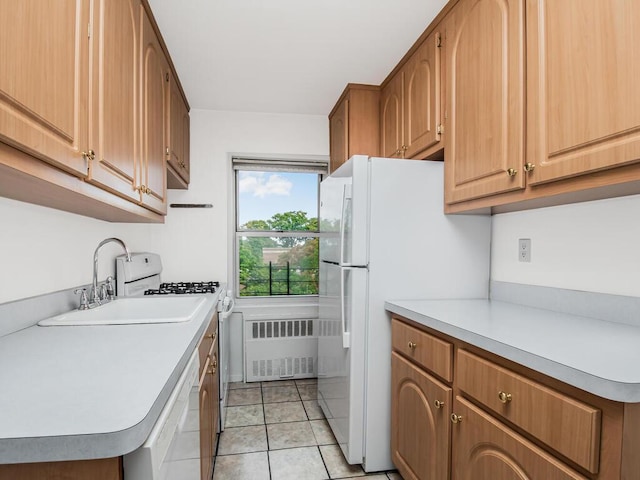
[213,379,403,480]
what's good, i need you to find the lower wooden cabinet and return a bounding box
[198,312,220,480]
[199,356,215,480]
[451,397,586,480]
[0,457,122,480]
[391,352,451,480]
[391,315,639,480]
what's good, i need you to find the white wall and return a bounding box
[491,194,640,297]
[0,110,328,305]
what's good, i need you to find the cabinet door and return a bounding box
[380,73,404,158]
[181,100,191,182]
[329,97,348,172]
[88,0,140,202]
[168,72,190,184]
[444,0,525,204]
[451,397,587,480]
[140,8,168,214]
[212,340,220,446]
[199,358,214,480]
[526,0,640,185]
[0,0,89,177]
[404,31,442,159]
[391,352,451,480]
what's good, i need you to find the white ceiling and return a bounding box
[147,0,448,116]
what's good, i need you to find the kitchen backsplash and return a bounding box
[491,193,640,297]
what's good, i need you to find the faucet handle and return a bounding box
[74,288,90,310]
[99,283,109,302]
[105,276,115,300]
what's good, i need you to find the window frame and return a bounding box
[230,155,328,301]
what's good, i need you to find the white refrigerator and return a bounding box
[318,156,491,472]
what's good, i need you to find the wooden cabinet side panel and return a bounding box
[526,0,640,186]
[391,352,451,480]
[329,97,348,173]
[0,0,89,176]
[348,87,380,159]
[0,457,122,480]
[452,397,587,480]
[444,0,525,204]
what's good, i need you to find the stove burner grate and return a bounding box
[144,281,219,296]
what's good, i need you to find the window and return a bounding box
[234,158,326,298]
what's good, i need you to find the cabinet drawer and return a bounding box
[456,349,601,473]
[392,318,453,382]
[452,396,587,480]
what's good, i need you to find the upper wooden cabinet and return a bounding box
[443,0,525,205]
[0,0,90,178]
[526,0,640,186]
[0,0,184,222]
[87,0,141,204]
[139,7,168,214]
[380,73,403,159]
[444,0,640,212]
[381,30,443,160]
[328,84,380,172]
[167,72,191,189]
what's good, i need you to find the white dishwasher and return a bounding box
[123,350,200,480]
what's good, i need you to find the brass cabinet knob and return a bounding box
[506,168,518,177]
[407,341,417,350]
[450,413,463,424]
[524,162,536,173]
[498,391,513,403]
[82,149,95,161]
[434,400,445,409]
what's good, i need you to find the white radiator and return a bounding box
[245,317,318,382]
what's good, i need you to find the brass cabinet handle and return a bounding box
[434,400,445,409]
[498,391,513,403]
[524,162,536,173]
[407,341,417,350]
[506,168,518,177]
[82,149,95,161]
[450,413,463,424]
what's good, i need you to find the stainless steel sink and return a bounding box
[38,296,207,326]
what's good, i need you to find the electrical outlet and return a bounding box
[519,238,531,262]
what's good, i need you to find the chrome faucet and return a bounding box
[91,238,132,306]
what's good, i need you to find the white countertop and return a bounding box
[0,293,219,464]
[385,299,640,403]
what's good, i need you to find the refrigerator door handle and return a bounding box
[340,267,351,349]
[339,184,352,266]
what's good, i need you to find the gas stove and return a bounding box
[116,253,220,297]
[144,281,220,296]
